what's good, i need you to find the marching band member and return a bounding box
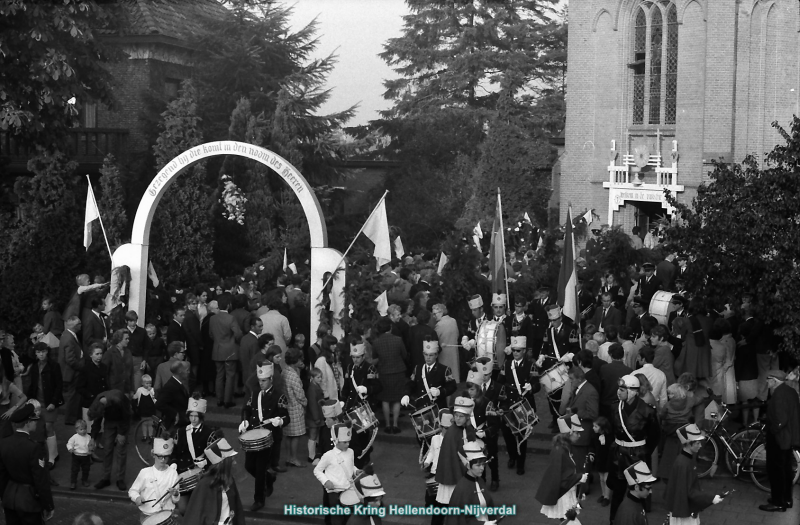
[538,305,580,429]
[433,397,477,525]
[423,409,454,507]
[183,432,245,525]
[239,362,289,512]
[172,394,212,513]
[341,340,382,467]
[349,473,387,525]
[318,399,346,458]
[500,336,539,475]
[463,295,488,346]
[466,368,501,491]
[608,375,660,523]
[463,295,508,380]
[503,295,533,360]
[535,415,587,522]
[314,421,358,525]
[445,441,496,525]
[402,339,457,412]
[129,434,180,522]
[614,461,656,525]
[489,293,507,323]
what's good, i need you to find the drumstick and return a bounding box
[152,479,181,507]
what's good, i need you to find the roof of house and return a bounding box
[101,0,230,42]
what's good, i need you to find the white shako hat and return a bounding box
[463,441,488,463]
[677,423,706,444]
[153,436,175,455]
[256,362,274,379]
[546,304,562,320]
[453,396,475,416]
[422,340,439,353]
[205,434,237,464]
[359,474,386,498]
[557,413,583,433]
[510,336,527,349]
[439,408,454,428]
[491,293,507,306]
[466,369,485,386]
[468,294,484,310]
[624,460,657,486]
[332,422,353,444]
[475,356,493,377]
[350,342,366,357]
[186,397,207,414]
[320,399,343,419]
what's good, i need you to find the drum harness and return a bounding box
[416,364,440,464]
[350,364,378,461]
[615,402,646,448]
[506,361,535,455]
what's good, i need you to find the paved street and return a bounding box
[36,392,800,525]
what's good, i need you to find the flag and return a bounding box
[523,212,532,225]
[288,263,297,274]
[557,208,578,323]
[437,252,448,275]
[148,261,160,288]
[283,248,288,271]
[472,222,483,251]
[374,290,388,316]
[83,183,100,250]
[394,236,405,259]
[362,198,392,270]
[488,191,506,294]
[580,209,593,224]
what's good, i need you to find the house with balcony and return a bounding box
[560,0,799,235]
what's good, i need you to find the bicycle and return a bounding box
[134,415,172,466]
[695,400,800,492]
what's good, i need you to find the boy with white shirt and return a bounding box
[128,436,180,521]
[66,420,95,489]
[314,422,358,525]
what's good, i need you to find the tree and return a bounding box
[150,80,215,287]
[665,118,800,354]
[97,154,128,248]
[0,0,118,150]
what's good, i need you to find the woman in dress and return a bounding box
[26,342,63,468]
[282,348,308,467]
[183,432,245,525]
[314,335,339,401]
[709,319,736,404]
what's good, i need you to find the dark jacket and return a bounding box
[166,320,187,346]
[126,326,149,359]
[0,430,54,512]
[173,423,214,472]
[767,382,800,450]
[341,362,383,410]
[371,332,407,376]
[27,359,64,408]
[182,476,245,525]
[75,358,108,408]
[407,323,438,369]
[500,356,539,408]
[600,360,633,407]
[241,387,289,431]
[155,376,190,430]
[92,390,131,434]
[406,362,456,409]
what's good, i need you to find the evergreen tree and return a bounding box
[97,154,128,248]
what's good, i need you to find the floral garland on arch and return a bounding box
[220,174,247,225]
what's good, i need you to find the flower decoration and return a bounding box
[219,174,247,225]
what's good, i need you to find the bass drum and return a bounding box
[476,320,502,369]
[649,290,676,326]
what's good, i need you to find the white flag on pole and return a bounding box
[283,248,288,271]
[581,209,593,224]
[437,252,449,275]
[472,222,483,250]
[394,236,405,259]
[288,263,297,274]
[523,212,532,225]
[148,261,160,288]
[84,184,100,250]
[374,290,389,317]
[362,199,392,270]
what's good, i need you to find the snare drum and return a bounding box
[178,467,201,494]
[346,403,379,434]
[649,290,676,326]
[142,511,175,525]
[502,399,539,435]
[239,428,274,452]
[410,404,441,440]
[340,485,363,506]
[539,363,569,394]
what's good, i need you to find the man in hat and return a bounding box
[500,336,538,475]
[349,473,386,525]
[608,374,660,522]
[466,368,502,491]
[341,340,382,467]
[663,423,724,523]
[239,362,289,511]
[528,287,554,358]
[403,339,457,412]
[758,370,800,512]
[445,441,495,525]
[462,295,487,356]
[314,421,358,525]
[129,435,180,521]
[615,461,656,525]
[173,395,212,511]
[627,297,648,340]
[637,263,662,306]
[434,397,477,525]
[537,305,579,427]
[490,293,507,323]
[667,294,687,332]
[0,404,55,524]
[504,296,533,360]
[423,409,454,507]
[562,366,599,476]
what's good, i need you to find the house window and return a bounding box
[164,79,181,99]
[630,2,678,126]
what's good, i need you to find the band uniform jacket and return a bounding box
[663,450,715,518]
[173,423,214,472]
[341,361,382,411]
[241,387,290,434]
[0,430,54,513]
[445,473,495,525]
[209,311,243,362]
[637,275,663,305]
[527,299,553,349]
[155,376,190,429]
[615,493,648,525]
[500,357,538,411]
[565,381,599,447]
[472,379,502,437]
[182,476,245,525]
[767,382,800,450]
[542,321,580,366]
[503,313,534,353]
[578,289,596,322]
[406,362,457,409]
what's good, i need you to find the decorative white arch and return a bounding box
[112,140,345,339]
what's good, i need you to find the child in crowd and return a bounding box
[66,419,94,489]
[591,416,613,507]
[305,368,324,464]
[134,374,157,441]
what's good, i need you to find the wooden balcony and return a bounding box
[0,128,129,172]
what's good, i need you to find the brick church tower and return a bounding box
[560,0,799,233]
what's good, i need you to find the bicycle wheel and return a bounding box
[696,437,719,478]
[750,445,800,492]
[724,428,761,477]
[134,419,155,466]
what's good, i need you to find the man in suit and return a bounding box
[758,370,800,512]
[155,361,190,431]
[500,336,539,475]
[58,316,84,426]
[468,367,503,491]
[577,278,596,328]
[408,309,437,370]
[239,318,262,393]
[402,339,457,411]
[0,405,55,524]
[591,292,624,334]
[210,296,242,408]
[527,287,554,358]
[125,310,149,391]
[627,297,648,340]
[667,294,688,332]
[599,344,633,421]
[166,307,187,346]
[562,366,599,475]
[183,297,202,389]
[82,297,107,349]
[577,350,602,395]
[656,253,678,291]
[637,263,662,306]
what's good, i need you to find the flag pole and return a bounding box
[568,205,583,351]
[497,188,511,311]
[318,190,390,296]
[86,175,113,259]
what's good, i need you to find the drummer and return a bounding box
[341,340,382,467]
[466,367,501,491]
[433,396,477,525]
[402,339,457,413]
[172,394,212,514]
[423,409,454,507]
[129,434,180,523]
[313,421,358,525]
[490,293,507,323]
[239,362,289,512]
[500,336,539,476]
[463,294,488,347]
[538,305,579,430]
[318,399,347,459]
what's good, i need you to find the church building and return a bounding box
[560,0,799,233]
